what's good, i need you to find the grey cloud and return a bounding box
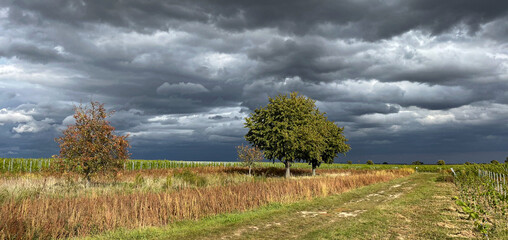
[1,1,508,163]
[207,0,508,41]
[480,16,508,41]
[6,92,17,99]
[243,78,479,112]
[108,109,146,131]
[156,82,209,96]
[318,102,400,123]
[0,108,33,123]
[5,1,209,32]
[6,0,508,41]
[0,42,64,63]
[246,38,344,81]
[208,115,226,120]
[12,118,54,133]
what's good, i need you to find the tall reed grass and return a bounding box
[0,169,413,239]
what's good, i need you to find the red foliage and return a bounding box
[55,102,130,182]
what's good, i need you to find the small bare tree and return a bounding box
[236,144,263,176]
[55,101,130,186]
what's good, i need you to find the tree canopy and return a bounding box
[245,92,350,177]
[298,116,350,175]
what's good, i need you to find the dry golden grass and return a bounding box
[0,167,373,201]
[0,169,413,239]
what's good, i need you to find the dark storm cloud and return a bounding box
[245,38,346,81]
[318,102,400,123]
[217,0,508,40]
[1,1,508,163]
[5,1,208,31]
[5,0,508,41]
[0,42,64,63]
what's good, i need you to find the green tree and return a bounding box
[412,161,423,165]
[245,92,345,178]
[236,144,264,176]
[491,160,500,164]
[437,160,445,165]
[300,117,350,176]
[366,160,374,165]
[505,157,508,163]
[347,161,352,164]
[55,102,130,185]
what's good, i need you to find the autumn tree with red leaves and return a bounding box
[55,102,130,185]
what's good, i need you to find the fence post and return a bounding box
[498,173,502,193]
[504,174,506,198]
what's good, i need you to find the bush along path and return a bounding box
[87,173,476,240]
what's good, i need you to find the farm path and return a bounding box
[197,173,476,240]
[89,173,477,240]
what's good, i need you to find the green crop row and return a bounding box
[454,164,507,236]
[0,158,53,173]
[0,157,465,173]
[0,158,246,173]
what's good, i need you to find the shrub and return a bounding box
[130,174,145,188]
[412,161,423,165]
[55,102,130,185]
[347,161,352,164]
[436,174,454,183]
[236,144,264,176]
[366,160,374,165]
[174,170,207,187]
[437,160,445,165]
[491,160,500,164]
[162,175,173,190]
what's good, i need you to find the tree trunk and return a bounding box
[285,161,291,178]
[248,166,252,176]
[311,162,318,176]
[85,174,91,188]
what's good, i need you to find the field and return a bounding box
[0,158,506,239]
[0,158,462,173]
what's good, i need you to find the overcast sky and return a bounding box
[1,1,508,164]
